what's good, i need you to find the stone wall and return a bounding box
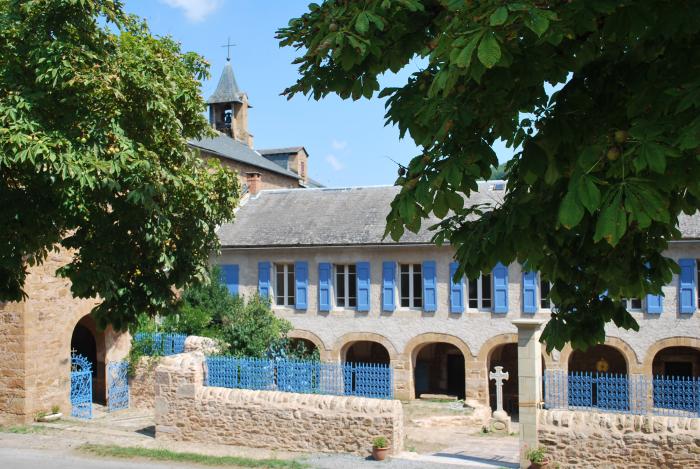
[0,248,130,424]
[131,335,222,410]
[202,152,300,192]
[538,409,700,468]
[155,352,404,455]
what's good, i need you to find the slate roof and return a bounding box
[218,183,700,247]
[207,62,244,104]
[189,133,300,180]
[218,183,507,247]
[258,147,307,156]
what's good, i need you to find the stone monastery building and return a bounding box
[216,185,700,412]
[0,60,319,425]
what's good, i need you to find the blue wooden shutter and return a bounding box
[679,258,696,314]
[493,262,509,313]
[318,263,331,312]
[258,262,271,298]
[221,264,239,296]
[295,261,308,310]
[382,261,396,312]
[449,262,464,314]
[522,271,537,313]
[357,262,370,312]
[646,292,663,314]
[423,261,437,312]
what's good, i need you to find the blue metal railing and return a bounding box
[133,332,187,356]
[205,357,393,400]
[545,370,700,417]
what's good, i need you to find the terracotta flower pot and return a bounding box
[372,446,390,461]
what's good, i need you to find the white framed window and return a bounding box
[540,277,553,309]
[399,264,423,308]
[335,264,357,308]
[468,273,492,309]
[622,298,642,311]
[274,263,295,306]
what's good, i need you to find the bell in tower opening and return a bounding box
[206,53,253,147]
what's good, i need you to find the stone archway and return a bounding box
[287,329,330,361]
[642,337,700,377]
[343,341,391,365]
[71,314,106,404]
[404,333,472,400]
[568,344,628,374]
[560,336,639,374]
[652,346,700,378]
[334,332,399,362]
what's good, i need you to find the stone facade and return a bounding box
[538,409,700,468]
[218,241,700,404]
[155,352,404,455]
[203,152,300,192]
[0,248,130,424]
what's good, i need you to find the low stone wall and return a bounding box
[130,335,221,410]
[538,409,700,468]
[154,352,404,455]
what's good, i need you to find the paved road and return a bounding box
[0,446,509,469]
[0,447,183,469]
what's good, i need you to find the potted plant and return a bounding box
[526,445,550,469]
[35,405,62,422]
[371,436,390,461]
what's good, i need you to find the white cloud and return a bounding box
[325,154,344,171]
[160,0,223,22]
[331,139,348,151]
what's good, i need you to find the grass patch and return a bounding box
[0,425,47,434]
[78,444,308,469]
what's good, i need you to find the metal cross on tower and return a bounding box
[222,37,236,61]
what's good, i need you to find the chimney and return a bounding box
[246,172,262,196]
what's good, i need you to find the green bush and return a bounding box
[133,266,300,360]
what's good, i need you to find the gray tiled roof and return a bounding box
[207,62,243,104]
[218,183,700,247]
[189,134,301,180]
[258,147,306,156]
[304,177,325,188]
[218,183,506,247]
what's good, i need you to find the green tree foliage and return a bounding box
[0,0,238,329]
[278,0,700,350]
[489,163,507,180]
[156,267,312,359]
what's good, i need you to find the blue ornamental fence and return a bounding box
[107,361,130,412]
[70,354,93,419]
[133,332,187,356]
[205,357,393,400]
[545,370,700,417]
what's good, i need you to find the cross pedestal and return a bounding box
[486,365,511,434]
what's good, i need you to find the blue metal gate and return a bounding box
[107,361,129,412]
[70,354,92,419]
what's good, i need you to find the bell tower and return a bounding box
[207,46,253,147]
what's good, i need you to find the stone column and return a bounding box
[512,319,546,469]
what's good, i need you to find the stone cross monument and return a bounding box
[489,366,510,420]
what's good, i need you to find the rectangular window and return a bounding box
[274,263,295,306]
[540,277,552,309]
[399,264,423,308]
[622,298,642,311]
[468,273,492,309]
[335,264,357,308]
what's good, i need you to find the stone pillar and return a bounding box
[512,319,546,469]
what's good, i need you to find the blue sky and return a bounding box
[123,1,513,187]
